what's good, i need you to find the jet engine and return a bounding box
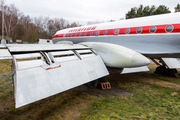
[80,42,150,68]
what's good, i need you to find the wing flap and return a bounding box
[122,66,149,74]
[11,45,109,108]
[161,58,180,68]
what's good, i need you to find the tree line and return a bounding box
[0,3,79,43]
[0,3,179,43]
[126,4,180,19]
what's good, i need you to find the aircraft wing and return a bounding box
[0,44,109,108]
[0,42,151,108]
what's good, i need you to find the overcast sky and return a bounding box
[4,0,179,25]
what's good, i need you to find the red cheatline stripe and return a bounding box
[53,23,180,39]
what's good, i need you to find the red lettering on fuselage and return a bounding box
[68,26,97,33]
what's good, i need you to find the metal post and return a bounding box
[2,0,4,40]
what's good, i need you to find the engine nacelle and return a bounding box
[80,42,150,68]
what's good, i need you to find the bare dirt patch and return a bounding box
[135,78,180,90]
[52,100,92,120]
[171,92,178,96]
[77,85,131,98]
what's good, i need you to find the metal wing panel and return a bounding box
[0,44,6,48]
[50,51,74,56]
[13,48,109,108]
[122,66,149,74]
[16,67,57,107]
[0,44,108,108]
[55,56,79,63]
[161,58,180,68]
[0,49,12,59]
[14,53,41,59]
[6,44,89,52]
[76,49,92,53]
[81,54,96,59]
[17,60,45,70]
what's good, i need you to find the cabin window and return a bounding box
[150,26,157,33]
[70,33,72,37]
[104,30,108,35]
[165,25,173,32]
[96,31,100,35]
[63,34,66,37]
[84,32,87,36]
[136,27,142,34]
[114,29,119,35]
[79,32,82,36]
[125,28,130,34]
[74,33,77,36]
[90,31,93,36]
[67,33,69,37]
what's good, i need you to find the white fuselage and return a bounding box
[52,13,180,58]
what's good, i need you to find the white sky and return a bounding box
[4,0,180,25]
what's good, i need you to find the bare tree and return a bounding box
[2,4,20,40]
[0,3,82,43]
[70,22,79,28]
[33,16,48,38]
[47,19,55,38]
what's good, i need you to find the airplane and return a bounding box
[0,12,180,108]
[53,12,180,75]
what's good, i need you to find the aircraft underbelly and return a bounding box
[53,33,180,58]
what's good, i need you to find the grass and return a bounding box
[153,75,180,85]
[0,60,12,73]
[78,64,180,120]
[147,64,157,71]
[0,60,13,100]
[0,60,180,119]
[78,79,180,119]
